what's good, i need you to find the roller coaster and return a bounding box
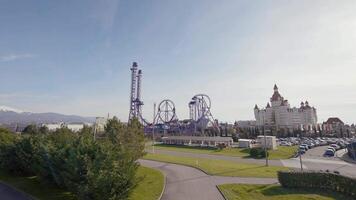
[128,62,219,136]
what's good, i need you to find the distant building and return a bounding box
[94,117,107,133]
[254,84,318,131]
[161,136,234,148]
[322,117,353,137]
[43,122,91,132]
[236,120,256,129]
[322,117,344,132]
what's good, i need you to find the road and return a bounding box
[0,182,31,200]
[147,147,356,178]
[139,159,278,200]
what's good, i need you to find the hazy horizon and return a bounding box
[1,1,356,124]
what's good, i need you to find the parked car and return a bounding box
[330,144,340,150]
[298,149,306,155]
[324,149,335,157]
[327,147,336,152]
[300,144,309,150]
[299,146,308,152]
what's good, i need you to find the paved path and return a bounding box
[0,182,31,200]
[139,159,278,200]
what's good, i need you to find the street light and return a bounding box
[152,103,156,154]
[262,114,268,166]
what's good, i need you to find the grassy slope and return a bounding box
[129,166,164,200]
[144,153,288,178]
[218,184,353,200]
[150,144,297,160]
[0,166,164,200]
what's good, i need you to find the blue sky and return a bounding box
[1,0,356,124]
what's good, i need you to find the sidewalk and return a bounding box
[336,149,356,164]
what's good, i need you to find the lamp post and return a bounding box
[152,103,156,153]
[298,128,303,172]
[262,114,268,166]
[93,120,97,141]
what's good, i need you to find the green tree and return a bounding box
[124,118,145,160]
[104,116,125,144]
[22,124,39,135]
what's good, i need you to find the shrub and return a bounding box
[278,171,356,198]
[249,148,268,158]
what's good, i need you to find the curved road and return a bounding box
[139,159,278,200]
[0,182,30,200]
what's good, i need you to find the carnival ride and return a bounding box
[128,62,219,135]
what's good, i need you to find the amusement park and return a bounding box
[127,62,222,137]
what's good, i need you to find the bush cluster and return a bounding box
[0,117,145,200]
[249,148,268,158]
[278,171,356,198]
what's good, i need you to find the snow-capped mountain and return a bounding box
[0,106,24,113]
[0,105,94,125]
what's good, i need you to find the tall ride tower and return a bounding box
[128,62,144,123]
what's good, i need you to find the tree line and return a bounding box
[0,117,145,200]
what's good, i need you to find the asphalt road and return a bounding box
[0,182,31,200]
[139,159,278,200]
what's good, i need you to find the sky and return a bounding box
[0,0,356,124]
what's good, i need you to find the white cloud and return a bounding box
[0,54,35,62]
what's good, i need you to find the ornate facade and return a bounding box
[254,84,318,130]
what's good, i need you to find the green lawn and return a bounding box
[268,146,298,160]
[0,166,164,200]
[0,169,76,200]
[143,153,288,178]
[129,166,164,200]
[149,144,297,160]
[218,184,353,200]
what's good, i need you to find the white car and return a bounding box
[327,147,336,152]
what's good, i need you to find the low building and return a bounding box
[238,139,252,148]
[43,122,91,132]
[161,136,233,148]
[257,135,277,150]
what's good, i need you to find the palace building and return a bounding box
[254,84,318,130]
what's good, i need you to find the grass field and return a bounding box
[218,184,353,200]
[129,166,164,200]
[0,170,76,200]
[149,144,298,160]
[143,153,288,178]
[0,166,164,200]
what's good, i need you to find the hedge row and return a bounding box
[278,171,356,198]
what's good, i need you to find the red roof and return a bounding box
[325,117,344,125]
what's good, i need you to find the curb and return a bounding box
[142,158,211,176]
[216,185,227,200]
[157,172,166,200]
[0,180,36,200]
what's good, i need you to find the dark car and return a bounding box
[324,150,335,157]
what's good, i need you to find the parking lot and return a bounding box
[303,145,344,160]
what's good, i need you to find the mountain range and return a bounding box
[0,106,95,125]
